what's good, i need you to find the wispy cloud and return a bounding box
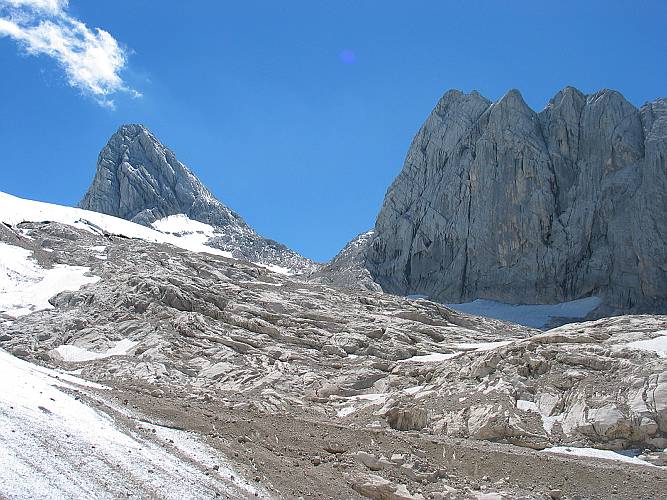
[0,0,139,108]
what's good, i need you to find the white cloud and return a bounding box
[0,0,138,108]
[3,0,68,15]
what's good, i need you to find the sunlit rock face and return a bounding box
[366,87,667,314]
[2,218,667,454]
[79,124,317,274]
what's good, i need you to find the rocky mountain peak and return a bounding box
[497,88,528,107]
[587,88,629,106]
[338,86,667,315]
[554,85,585,100]
[79,124,236,228]
[433,89,491,117]
[79,124,318,274]
[114,123,152,142]
[543,86,585,119]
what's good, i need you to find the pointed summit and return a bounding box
[79,124,242,228]
[80,125,317,274]
[544,86,586,114]
[493,88,534,115]
[500,88,524,102]
[432,89,491,118]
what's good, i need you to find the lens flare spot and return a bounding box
[339,49,356,64]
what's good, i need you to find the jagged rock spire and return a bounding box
[79,124,244,228]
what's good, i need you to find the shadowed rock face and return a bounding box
[307,230,382,292]
[79,124,317,273]
[366,87,667,314]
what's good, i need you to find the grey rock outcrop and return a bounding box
[2,219,666,452]
[80,124,317,273]
[307,230,381,292]
[364,87,667,314]
[3,214,667,497]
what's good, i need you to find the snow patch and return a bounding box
[256,263,293,276]
[152,215,293,276]
[516,399,540,412]
[625,331,667,357]
[452,340,513,351]
[542,446,657,467]
[151,214,219,250]
[54,338,138,363]
[446,296,602,329]
[0,242,99,319]
[152,214,217,235]
[139,422,264,496]
[0,192,232,258]
[398,352,460,363]
[399,341,514,363]
[0,349,265,498]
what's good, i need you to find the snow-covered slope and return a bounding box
[0,242,99,319]
[151,213,294,275]
[0,192,305,323]
[624,330,667,358]
[0,191,232,257]
[2,205,666,496]
[443,296,603,329]
[0,349,264,499]
[151,214,219,247]
[0,191,309,277]
[0,192,269,497]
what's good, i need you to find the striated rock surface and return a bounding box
[389,315,667,451]
[364,88,667,314]
[2,209,667,498]
[79,124,317,274]
[2,217,667,453]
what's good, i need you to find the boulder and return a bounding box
[385,406,429,431]
[349,474,424,500]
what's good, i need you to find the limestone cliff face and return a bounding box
[80,124,317,273]
[366,88,667,313]
[80,125,242,228]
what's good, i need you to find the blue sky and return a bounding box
[1,1,666,262]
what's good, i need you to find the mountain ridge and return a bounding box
[323,86,667,316]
